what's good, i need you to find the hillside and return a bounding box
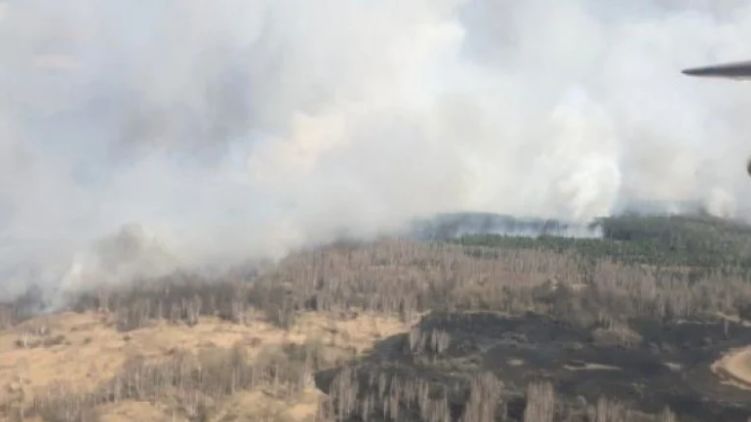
[1,214,751,421]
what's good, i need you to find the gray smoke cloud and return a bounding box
[2,0,751,295]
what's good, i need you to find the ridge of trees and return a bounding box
[456,215,751,271]
[58,236,751,335]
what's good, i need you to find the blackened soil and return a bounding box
[319,312,751,421]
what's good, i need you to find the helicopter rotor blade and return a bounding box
[683,60,751,80]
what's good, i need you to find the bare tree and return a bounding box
[524,381,555,422]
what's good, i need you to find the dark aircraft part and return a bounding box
[683,60,751,80]
[683,60,751,178]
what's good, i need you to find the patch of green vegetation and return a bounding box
[455,214,751,272]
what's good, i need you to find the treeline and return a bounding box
[67,241,586,330]
[457,214,751,271]
[318,365,678,422]
[251,239,751,328]
[69,272,297,330]
[66,238,751,333]
[7,214,751,334]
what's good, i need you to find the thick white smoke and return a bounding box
[2,0,751,295]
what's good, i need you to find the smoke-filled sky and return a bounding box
[3,0,751,295]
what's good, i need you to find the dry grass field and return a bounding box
[0,310,412,421]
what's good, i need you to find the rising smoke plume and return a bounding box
[1,0,751,296]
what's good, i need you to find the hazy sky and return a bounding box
[2,0,751,295]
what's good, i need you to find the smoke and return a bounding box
[2,0,751,296]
